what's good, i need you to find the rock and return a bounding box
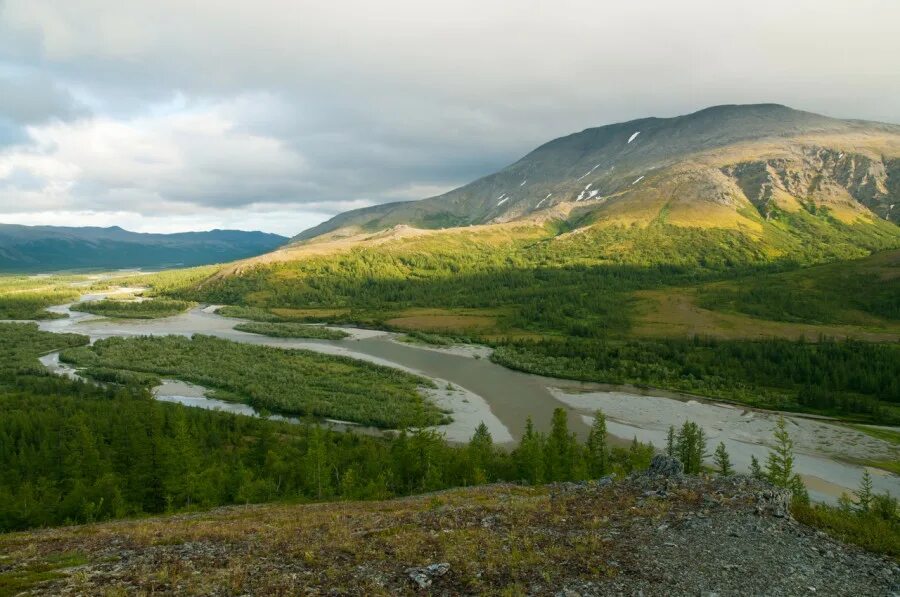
[755,487,793,519]
[405,562,451,589]
[645,454,684,478]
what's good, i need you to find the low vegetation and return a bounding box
[71,298,195,319]
[59,334,445,428]
[233,321,349,340]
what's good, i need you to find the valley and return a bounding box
[1,104,899,593]
[7,283,898,504]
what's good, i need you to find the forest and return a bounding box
[0,321,896,556]
[492,337,900,423]
[0,323,662,532]
[59,334,446,428]
[0,275,82,320]
[71,298,195,319]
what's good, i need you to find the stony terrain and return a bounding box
[1,460,896,596]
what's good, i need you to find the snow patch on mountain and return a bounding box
[535,193,552,209]
[577,163,602,181]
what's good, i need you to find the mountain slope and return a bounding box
[2,475,896,595]
[296,104,900,242]
[0,225,287,271]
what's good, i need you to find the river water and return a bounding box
[24,290,900,503]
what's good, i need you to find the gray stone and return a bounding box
[645,454,684,477]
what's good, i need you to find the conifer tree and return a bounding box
[749,455,764,479]
[854,470,874,514]
[665,425,676,458]
[765,416,808,502]
[675,421,707,474]
[545,408,576,481]
[586,410,609,477]
[468,422,494,484]
[713,442,733,476]
[515,417,544,484]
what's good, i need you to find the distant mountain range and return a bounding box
[295,104,900,244]
[0,225,287,272]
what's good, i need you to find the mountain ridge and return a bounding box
[294,104,900,242]
[0,224,288,271]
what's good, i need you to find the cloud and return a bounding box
[0,0,898,234]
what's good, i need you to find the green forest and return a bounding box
[492,337,900,423]
[0,317,896,556]
[71,298,195,319]
[59,334,446,428]
[0,322,661,533]
[0,275,82,320]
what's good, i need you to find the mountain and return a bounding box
[296,104,900,243]
[0,225,287,272]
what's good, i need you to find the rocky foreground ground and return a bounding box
[1,463,897,596]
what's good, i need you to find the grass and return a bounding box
[848,424,900,446]
[71,298,195,319]
[1,477,893,595]
[793,502,900,558]
[233,321,350,340]
[0,551,88,597]
[0,483,665,595]
[59,334,445,428]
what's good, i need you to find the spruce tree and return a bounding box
[765,416,808,502]
[713,442,733,476]
[665,425,676,458]
[515,417,545,484]
[586,410,609,477]
[468,422,494,484]
[749,455,764,479]
[675,421,707,474]
[854,470,874,513]
[545,408,575,481]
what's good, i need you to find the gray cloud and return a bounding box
[0,0,898,234]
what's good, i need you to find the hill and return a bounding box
[2,471,896,596]
[0,225,287,272]
[296,104,900,242]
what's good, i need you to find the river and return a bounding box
[25,289,900,503]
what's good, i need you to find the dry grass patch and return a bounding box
[386,308,500,333]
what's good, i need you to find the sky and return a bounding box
[1,1,898,237]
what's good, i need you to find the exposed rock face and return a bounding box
[723,147,898,222]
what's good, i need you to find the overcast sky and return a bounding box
[1,0,898,236]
